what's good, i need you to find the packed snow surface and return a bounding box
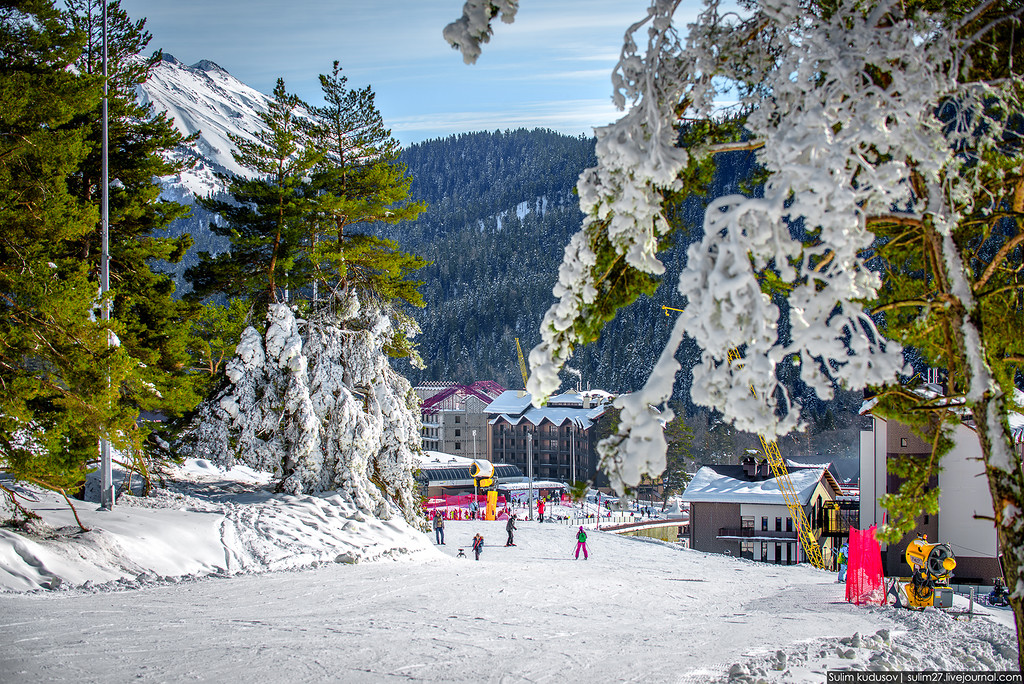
[0,461,1016,682]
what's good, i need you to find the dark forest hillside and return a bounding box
[381,129,863,466]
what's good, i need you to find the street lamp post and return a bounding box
[472,428,478,516]
[99,1,114,510]
[570,423,575,486]
[527,431,534,521]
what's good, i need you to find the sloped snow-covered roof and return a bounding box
[489,405,606,430]
[416,451,476,468]
[681,465,830,506]
[484,390,535,416]
[485,390,609,429]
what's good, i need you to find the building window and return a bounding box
[761,517,768,531]
[761,543,768,562]
[455,442,461,450]
[775,517,782,532]
[786,517,792,532]
[786,543,793,564]
[455,416,461,423]
[455,429,461,437]
[901,437,908,447]
[775,543,782,564]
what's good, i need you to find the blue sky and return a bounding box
[119,0,687,146]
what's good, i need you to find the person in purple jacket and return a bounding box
[575,526,588,560]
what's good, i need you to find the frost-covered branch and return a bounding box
[443,0,519,64]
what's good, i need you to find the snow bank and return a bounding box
[0,459,433,593]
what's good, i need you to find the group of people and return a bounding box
[432,509,589,560]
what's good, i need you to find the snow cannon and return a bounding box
[471,460,497,520]
[900,536,956,609]
[471,460,494,488]
[906,537,956,579]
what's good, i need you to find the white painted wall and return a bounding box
[859,416,888,534]
[938,422,997,561]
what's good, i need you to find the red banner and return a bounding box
[845,525,886,605]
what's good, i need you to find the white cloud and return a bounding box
[390,99,623,143]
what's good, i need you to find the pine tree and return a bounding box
[181,63,429,522]
[307,61,427,318]
[187,78,320,305]
[0,0,138,501]
[661,403,695,508]
[62,0,200,431]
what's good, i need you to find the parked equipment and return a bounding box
[900,535,957,609]
[989,578,1010,607]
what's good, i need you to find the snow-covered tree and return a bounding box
[179,297,422,523]
[446,0,1024,659]
[182,62,428,525]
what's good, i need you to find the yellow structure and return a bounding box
[471,460,498,520]
[662,306,827,570]
[515,338,529,388]
[901,536,956,609]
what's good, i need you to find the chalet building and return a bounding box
[415,381,505,457]
[682,459,845,565]
[485,390,610,483]
[859,387,1024,582]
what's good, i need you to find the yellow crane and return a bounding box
[515,338,529,389]
[662,306,827,570]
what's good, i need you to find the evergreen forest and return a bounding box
[381,129,864,469]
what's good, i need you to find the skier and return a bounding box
[472,533,484,561]
[575,526,588,560]
[433,510,445,545]
[506,514,517,546]
[837,542,848,582]
[538,498,545,523]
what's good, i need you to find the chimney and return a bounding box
[759,460,771,478]
[742,457,757,477]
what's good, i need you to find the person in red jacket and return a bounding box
[575,526,588,560]
[538,498,545,523]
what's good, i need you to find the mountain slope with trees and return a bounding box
[385,129,863,464]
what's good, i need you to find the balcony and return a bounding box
[718,527,797,541]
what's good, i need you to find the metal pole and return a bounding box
[99,0,114,510]
[527,431,534,520]
[570,423,575,486]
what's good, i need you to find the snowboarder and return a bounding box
[433,510,445,545]
[837,542,848,582]
[506,514,517,546]
[472,533,484,561]
[575,526,588,560]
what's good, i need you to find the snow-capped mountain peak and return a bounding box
[137,54,271,197]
